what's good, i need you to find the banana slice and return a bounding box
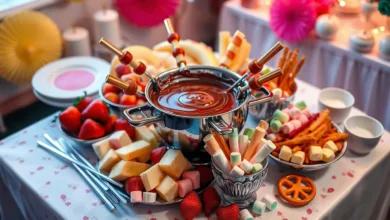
[153,40,218,66]
[229,39,252,73]
[218,31,232,57]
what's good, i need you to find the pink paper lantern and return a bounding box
[115,0,180,28]
[270,0,317,43]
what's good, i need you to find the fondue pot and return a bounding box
[122,65,272,162]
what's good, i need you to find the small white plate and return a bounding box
[32,57,109,100]
[33,89,74,108]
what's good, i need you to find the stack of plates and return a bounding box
[32,57,110,108]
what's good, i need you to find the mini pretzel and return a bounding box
[277,174,316,206]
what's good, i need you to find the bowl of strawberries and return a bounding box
[99,64,148,116]
[59,95,135,145]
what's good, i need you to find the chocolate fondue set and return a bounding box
[101,19,284,163]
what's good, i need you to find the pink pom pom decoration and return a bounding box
[115,0,180,28]
[270,0,317,43]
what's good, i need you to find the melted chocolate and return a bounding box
[150,74,237,116]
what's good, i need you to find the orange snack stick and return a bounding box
[275,135,315,148]
[212,132,230,159]
[203,134,221,155]
[304,153,310,164]
[319,133,349,146]
[272,151,279,157]
[243,127,266,160]
[277,174,316,206]
[335,142,343,151]
[289,56,306,87]
[292,146,302,153]
[308,109,330,133]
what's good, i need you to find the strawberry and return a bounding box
[74,94,94,112]
[104,114,118,133]
[216,204,239,220]
[151,146,167,164]
[120,94,137,106]
[104,92,119,104]
[137,81,147,92]
[114,119,135,139]
[81,100,110,123]
[125,177,144,194]
[195,166,213,187]
[78,119,105,140]
[59,106,81,134]
[203,186,221,216]
[103,83,120,95]
[115,64,131,78]
[180,191,202,220]
[121,73,140,84]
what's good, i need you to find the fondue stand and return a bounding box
[100,18,284,163]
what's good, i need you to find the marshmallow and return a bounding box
[266,133,279,142]
[143,192,157,203]
[131,191,143,203]
[295,101,307,110]
[270,119,282,132]
[273,109,290,123]
[262,194,278,210]
[301,109,312,118]
[109,130,132,149]
[324,140,338,152]
[240,209,254,220]
[289,107,301,120]
[299,115,309,124]
[230,152,242,166]
[252,200,266,215]
[182,171,200,189]
[309,146,323,161]
[272,88,283,101]
[177,179,193,198]
[239,135,249,155]
[282,108,290,116]
[279,145,292,162]
[250,140,276,164]
[255,138,268,153]
[291,151,305,165]
[322,148,335,162]
[229,165,245,177]
[258,120,269,131]
[228,128,239,153]
[251,163,263,173]
[281,122,295,134]
[288,103,295,109]
[213,150,232,173]
[239,159,253,174]
[243,128,254,140]
[203,134,221,156]
[290,120,302,129]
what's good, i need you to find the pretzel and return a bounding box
[278,174,316,206]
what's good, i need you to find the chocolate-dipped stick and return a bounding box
[239,68,283,93]
[226,41,284,93]
[99,38,159,89]
[163,18,187,71]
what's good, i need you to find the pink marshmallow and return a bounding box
[281,122,294,134]
[266,133,279,141]
[177,179,193,198]
[182,171,200,190]
[130,191,143,203]
[290,120,302,129]
[299,115,309,124]
[288,103,295,109]
[282,108,290,116]
[301,109,312,118]
[289,107,301,119]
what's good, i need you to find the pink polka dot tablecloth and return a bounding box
[0,80,389,220]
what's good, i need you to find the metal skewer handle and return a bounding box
[240,68,283,93]
[163,18,187,72]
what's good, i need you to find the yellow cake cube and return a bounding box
[309,146,323,161]
[322,148,335,162]
[115,140,152,161]
[92,138,112,160]
[135,126,158,149]
[108,161,150,181]
[140,164,165,191]
[98,149,121,172]
[279,145,292,162]
[156,176,179,202]
[324,140,338,152]
[159,150,191,180]
[291,151,305,165]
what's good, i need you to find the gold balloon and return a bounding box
[0,11,62,83]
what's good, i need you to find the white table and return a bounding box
[0,79,389,220]
[219,0,390,131]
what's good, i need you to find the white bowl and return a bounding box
[318,87,355,123]
[344,115,384,155]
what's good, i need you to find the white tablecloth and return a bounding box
[0,79,389,220]
[219,0,390,131]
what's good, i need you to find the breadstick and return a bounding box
[292,146,302,153]
[335,141,343,151]
[213,132,231,159]
[272,151,279,157]
[275,135,315,147]
[308,109,331,133]
[311,123,329,140]
[319,133,349,146]
[277,46,290,69]
[290,56,306,82]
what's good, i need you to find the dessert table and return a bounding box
[219,0,390,131]
[0,79,389,220]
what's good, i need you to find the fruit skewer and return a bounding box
[163,18,187,72]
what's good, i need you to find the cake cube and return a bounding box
[156,176,179,202]
[322,148,335,162]
[130,191,143,203]
[135,126,158,149]
[115,140,152,161]
[309,146,323,161]
[109,130,132,149]
[140,164,165,191]
[182,171,200,189]
[177,179,193,198]
[98,149,121,172]
[324,140,338,152]
[92,138,111,160]
[148,124,162,142]
[291,151,305,165]
[137,153,151,163]
[279,145,292,162]
[159,150,191,179]
[108,161,150,181]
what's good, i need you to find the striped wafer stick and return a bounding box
[220,30,245,68]
[164,19,186,69]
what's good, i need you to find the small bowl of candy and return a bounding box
[266,105,348,171]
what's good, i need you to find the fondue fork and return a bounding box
[99,38,161,91]
[163,18,187,72]
[239,68,283,95]
[226,42,284,93]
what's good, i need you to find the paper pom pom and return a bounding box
[314,0,333,17]
[0,11,62,83]
[379,0,390,16]
[116,0,180,28]
[270,0,317,43]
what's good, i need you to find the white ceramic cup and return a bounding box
[318,88,355,123]
[344,115,384,155]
